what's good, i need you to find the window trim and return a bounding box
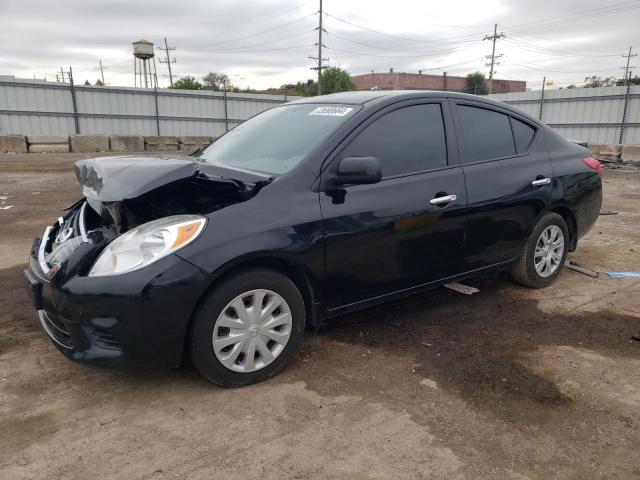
[509,115,538,154]
[450,99,539,166]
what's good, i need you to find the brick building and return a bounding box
[351,70,526,94]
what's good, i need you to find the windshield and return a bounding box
[199,104,358,175]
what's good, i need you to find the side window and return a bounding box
[458,105,516,162]
[511,117,536,153]
[342,104,447,177]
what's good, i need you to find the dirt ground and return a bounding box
[1,153,639,480]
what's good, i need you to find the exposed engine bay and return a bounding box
[74,155,272,233]
[39,155,272,276]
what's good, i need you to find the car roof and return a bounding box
[288,90,541,126]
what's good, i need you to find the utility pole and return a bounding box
[309,0,328,95]
[538,76,546,120]
[619,46,636,144]
[483,24,505,94]
[68,67,80,134]
[159,37,177,87]
[621,46,637,85]
[94,59,107,85]
[60,67,66,82]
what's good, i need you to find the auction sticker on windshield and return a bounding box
[308,106,354,116]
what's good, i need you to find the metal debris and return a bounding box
[606,272,640,278]
[444,282,479,295]
[564,261,599,278]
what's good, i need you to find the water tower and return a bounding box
[133,39,157,88]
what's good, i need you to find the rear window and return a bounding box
[458,105,516,162]
[200,104,358,175]
[511,117,536,153]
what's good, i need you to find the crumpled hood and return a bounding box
[74,155,270,202]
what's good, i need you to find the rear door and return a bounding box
[320,99,467,310]
[450,99,553,270]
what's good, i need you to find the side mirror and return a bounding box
[335,156,382,185]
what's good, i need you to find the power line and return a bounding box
[483,24,505,94]
[506,1,640,34]
[326,30,481,55]
[188,12,316,48]
[504,37,620,58]
[327,43,482,58]
[196,29,313,52]
[324,12,483,45]
[158,37,176,87]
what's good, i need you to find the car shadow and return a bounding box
[296,274,640,425]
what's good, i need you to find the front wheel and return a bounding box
[510,212,569,288]
[189,269,306,387]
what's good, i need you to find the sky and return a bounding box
[1,0,638,91]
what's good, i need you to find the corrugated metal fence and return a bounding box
[0,78,300,137]
[489,85,640,144]
[2,77,638,145]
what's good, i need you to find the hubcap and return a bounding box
[212,289,292,373]
[534,225,564,278]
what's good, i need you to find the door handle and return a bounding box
[430,194,457,205]
[531,177,551,187]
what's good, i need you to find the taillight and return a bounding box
[582,157,603,175]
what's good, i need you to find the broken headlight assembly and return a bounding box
[89,215,206,277]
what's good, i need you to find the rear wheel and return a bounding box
[190,269,305,387]
[510,212,569,288]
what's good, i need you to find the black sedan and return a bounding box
[25,91,602,386]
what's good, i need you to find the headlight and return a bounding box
[89,215,206,277]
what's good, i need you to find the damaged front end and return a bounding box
[38,155,272,278]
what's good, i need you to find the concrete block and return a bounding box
[27,135,69,145]
[27,135,70,153]
[109,135,145,152]
[144,136,179,152]
[178,136,212,151]
[0,135,28,153]
[588,143,622,161]
[621,144,640,162]
[29,144,71,153]
[70,134,109,153]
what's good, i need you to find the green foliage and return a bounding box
[202,72,230,91]
[583,76,617,88]
[320,67,356,94]
[83,80,90,86]
[171,76,203,90]
[615,75,640,86]
[465,72,488,95]
[290,80,317,97]
[95,79,104,86]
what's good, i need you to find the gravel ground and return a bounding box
[0,153,639,480]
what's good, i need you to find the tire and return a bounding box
[189,268,306,387]
[510,212,569,288]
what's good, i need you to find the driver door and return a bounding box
[319,100,467,310]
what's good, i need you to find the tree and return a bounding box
[171,76,203,90]
[95,79,104,86]
[465,72,488,95]
[290,80,317,97]
[583,76,617,88]
[615,75,640,86]
[83,80,90,85]
[202,72,230,91]
[320,67,355,94]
